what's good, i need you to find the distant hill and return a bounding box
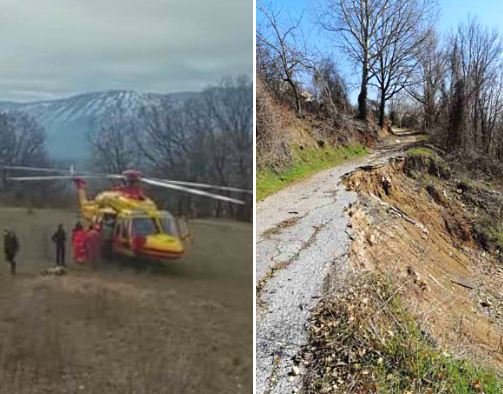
[0,90,195,160]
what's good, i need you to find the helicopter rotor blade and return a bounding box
[0,165,119,178]
[156,179,252,194]
[0,165,72,174]
[0,165,252,194]
[6,175,112,181]
[141,178,245,205]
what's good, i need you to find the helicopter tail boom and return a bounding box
[72,177,89,207]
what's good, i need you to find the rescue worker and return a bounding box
[51,224,67,266]
[72,221,83,236]
[3,228,19,275]
[85,224,101,267]
[101,215,115,258]
[72,222,87,264]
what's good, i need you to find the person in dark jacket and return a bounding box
[3,228,19,275]
[52,224,67,266]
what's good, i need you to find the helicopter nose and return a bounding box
[142,233,184,257]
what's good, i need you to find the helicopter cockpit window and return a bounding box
[132,217,158,237]
[159,214,179,236]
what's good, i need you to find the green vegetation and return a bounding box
[416,134,430,142]
[405,147,451,179]
[494,231,503,248]
[487,229,503,249]
[257,143,368,200]
[304,273,503,393]
[406,147,435,157]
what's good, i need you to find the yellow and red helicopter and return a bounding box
[1,165,250,262]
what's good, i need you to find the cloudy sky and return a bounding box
[0,0,252,102]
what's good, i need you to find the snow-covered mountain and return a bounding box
[0,90,194,160]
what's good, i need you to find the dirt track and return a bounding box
[0,208,252,393]
[255,132,421,393]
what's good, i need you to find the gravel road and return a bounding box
[255,134,418,393]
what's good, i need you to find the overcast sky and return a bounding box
[0,0,252,102]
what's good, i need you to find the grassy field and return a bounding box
[0,208,252,393]
[257,144,369,201]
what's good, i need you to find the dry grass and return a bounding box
[303,273,503,393]
[0,209,252,393]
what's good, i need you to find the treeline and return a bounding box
[257,0,503,160]
[0,77,253,221]
[0,111,47,166]
[0,112,64,207]
[88,77,253,221]
[409,19,503,158]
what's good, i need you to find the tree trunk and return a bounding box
[378,89,386,127]
[358,58,368,121]
[287,78,302,116]
[424,88,434,131]
[447,80,465,151]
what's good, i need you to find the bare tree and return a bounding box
[444,18,502,152]
[257,3,308,115]
[87,112,142,173]
[202,77,253,181]
[0,112,55,207]
[478,67,503,155]
[138,100,193,175]
[312,58,350,115]
[406,29,446,130]
[370,0,432,127]
[317,0,389,120]
[133,78,253,220]
[201,77,253,218]
[0,111,47,166]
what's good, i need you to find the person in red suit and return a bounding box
[72,221,87,264]
[85,224,101,267]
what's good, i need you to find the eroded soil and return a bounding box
[345,159,503,371]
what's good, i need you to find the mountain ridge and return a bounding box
[0,90,197,160]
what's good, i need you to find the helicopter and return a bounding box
[0,165,251,262]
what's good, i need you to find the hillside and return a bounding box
[0,90,195,160]
[256,78,384,200]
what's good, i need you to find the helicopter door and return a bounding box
[114,218,132,254]
[177,216,192,244]
[102,213,116,242]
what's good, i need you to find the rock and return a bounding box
[418,281,429,292]
[451,277,475,289]
[406,266,420,282]
[381,176,392,195]
[367,234,377,246]
[480,299,492,308]
[41,266,66,276]
[290,366,301,376]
